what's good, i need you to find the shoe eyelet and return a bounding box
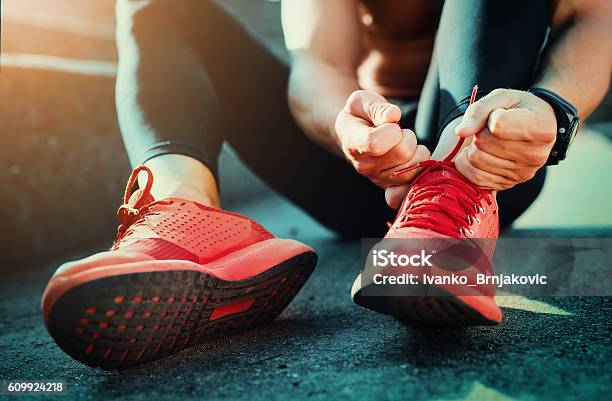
[460,227,474,236]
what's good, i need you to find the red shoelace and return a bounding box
[113,165,169,247]
[391,85,487,237]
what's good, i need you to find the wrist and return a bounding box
[527,87,580,165]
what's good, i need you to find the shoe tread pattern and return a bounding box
[47,252,316,369]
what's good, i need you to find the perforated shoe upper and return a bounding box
[115,198,274,264]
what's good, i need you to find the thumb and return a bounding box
[455,89,515,137]
[346,90,401,126]
[369,102,402,126]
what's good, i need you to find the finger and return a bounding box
[474,129,550,167]
[456,88,519,137]
[364,123,404,156]
[464,144,530,182]
[382,144,431,186]
[488,108,556,142]
[342,116,403,156]
[475,128,528,160]
[455,148,516,190]
[345,90,401,126]
[372,129,418,171]
[385,185,410,209]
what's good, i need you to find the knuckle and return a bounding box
[523,153,537,166]
[471,171,485,185]
[537,128,557,143]
[489,114,511,135]
[508,173,521,184]
[490,88,507,97]
[346,90,365,109]
[403,129,418,144]
[538,151,550,165]
[528,152,548,166]
[355,161,375,176]
[490,88,516,101]
[466,104,484,119]
[522,151,538,166]
[490,119,504,135]
[467,150,482,167]
[509,169,526,183]
[352,133,375,155]
[472,140,485,154]
[361,135,374,154]
[364,136,384,156]
[521,169,536,182]
[473,139,492,155]
[416,145,431,161]
[398,141,416,160]
[345,139,363,156]
[473,131,492,149]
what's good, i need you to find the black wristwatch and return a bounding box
[527,87,580,166]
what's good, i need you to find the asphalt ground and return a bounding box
[1,214,610,401]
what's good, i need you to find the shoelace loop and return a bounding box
[114,165,155,245]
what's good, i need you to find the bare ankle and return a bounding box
[140,154,221,208]
[156,183,219,207]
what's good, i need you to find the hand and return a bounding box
[454,88,557,191]
[335,90,430,202]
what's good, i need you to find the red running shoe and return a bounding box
[42,166,317,369]
[352,86,502,325]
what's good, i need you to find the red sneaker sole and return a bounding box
[352,276,501,325]
[44,251,316,369]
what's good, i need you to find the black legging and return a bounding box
[115,0,549,238]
